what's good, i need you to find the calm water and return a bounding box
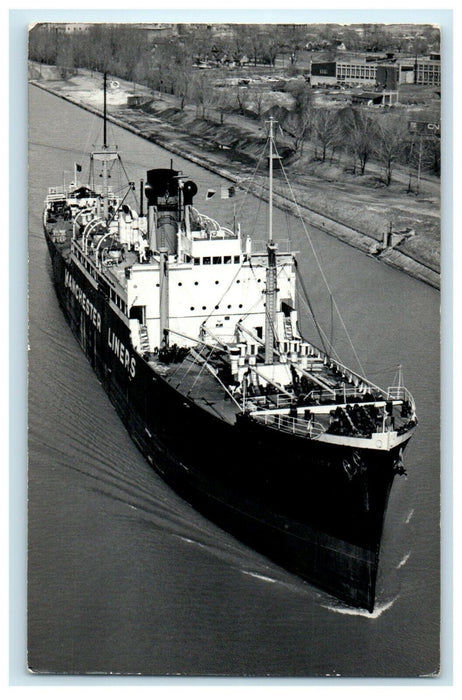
[27,84,440,676]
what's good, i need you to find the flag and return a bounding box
[220,186,236,199]
[75,163,82,173]
[206,189,216,200]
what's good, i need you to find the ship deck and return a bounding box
[149,356,240,425]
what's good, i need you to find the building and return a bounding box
[51,23,91,34]
[310,59,378,86]
[310,61,337,86]
[311,59,377,86]
[376,64,399,90]
[310,53,440,88]
[352,91,399,107]
[414,56,441,86]
[335,59,378,85]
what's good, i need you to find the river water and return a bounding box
[27,84,440,677]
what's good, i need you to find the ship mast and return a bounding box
[102,72,109,220]
[265,117,278,365]
[90,72,119,220]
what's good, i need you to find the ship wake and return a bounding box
[321,596,398,618]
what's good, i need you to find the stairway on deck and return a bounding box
[139,324,150,353]
[283,316,293,340]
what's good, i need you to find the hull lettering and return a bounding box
[64,268,101,332]
[107,327,136,377]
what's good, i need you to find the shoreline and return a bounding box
[30,78,440,291]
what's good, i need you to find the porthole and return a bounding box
[194,281,198,286]
[202,306,206,310]
[215,280,219,284]
[190,306,194,311]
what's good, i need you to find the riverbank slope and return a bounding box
[29,64,440,289]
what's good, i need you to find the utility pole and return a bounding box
[417,134,423,195]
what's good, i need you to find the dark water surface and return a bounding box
[27,84,440,676]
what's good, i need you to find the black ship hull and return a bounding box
[44,231,409,611]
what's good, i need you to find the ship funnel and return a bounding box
[145,169,181,255]
[145,169,179,204]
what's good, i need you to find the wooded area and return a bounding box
[29,23,441,181]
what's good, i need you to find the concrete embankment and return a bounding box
[30,78,440,291]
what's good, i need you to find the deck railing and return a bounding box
[386,385,414,403]
[252,412,325,439]
[247,393,294,409]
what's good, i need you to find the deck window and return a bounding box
[193,257,200,265]
[224,256,231,264]
[203,257,211,265]
[212,256,222,265]
[234,255,240,264]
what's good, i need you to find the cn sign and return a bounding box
[408,121,441,136]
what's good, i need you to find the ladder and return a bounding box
[283,316,293,340]
[139,324,150,353]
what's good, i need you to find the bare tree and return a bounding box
[343,108,377,175]
[422,134,441,176]
[279,24,307,67]
[214,89,233,125]
[151,40,194,101]
[235,86,250,116]
[262,25,281,67]
[281,84,312,158]
[312,108,341,163]
[251,86,267,119]
[29,24,58,65]
[191,72,213,119]
[56,33,75,79]
[229,26,250,65]
[375,114,409,186]
[241,25,265,66]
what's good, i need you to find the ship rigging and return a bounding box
[42,72,418,611]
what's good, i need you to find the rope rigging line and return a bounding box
[170,341,208,383]
[234,137,271,224]
[172,343,212,387]
[293,260,330,357]
[278,261,337,359]
[237,293,267,325]
[294,285,343,364]
[275,143,368,378]
[187,345,216,395]
[273,189,334,357]
[200,261,246,328]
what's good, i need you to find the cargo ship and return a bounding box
[42,75,417,611]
